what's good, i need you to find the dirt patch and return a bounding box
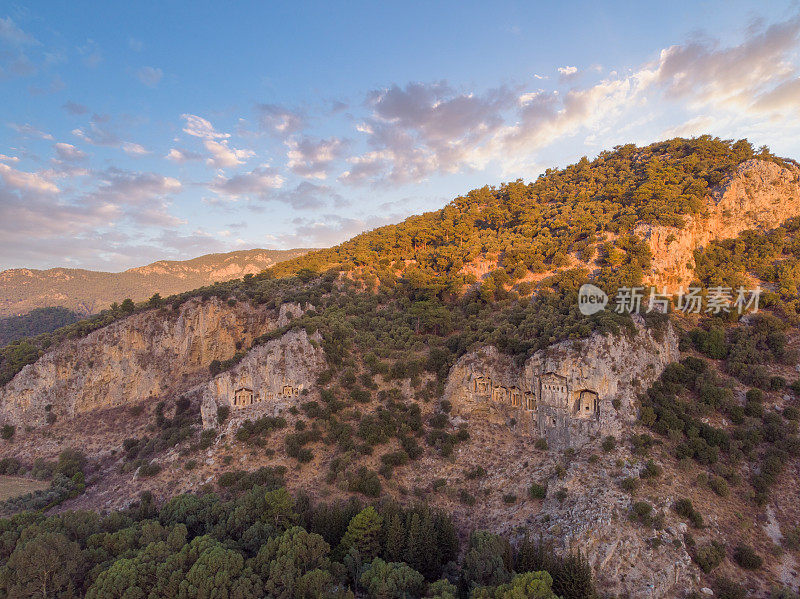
[0,475,49,500]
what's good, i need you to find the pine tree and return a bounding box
[383,513,406,562]
[339,506,383,561]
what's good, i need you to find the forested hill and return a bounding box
[268,136,797,296]
[0,248,312,318]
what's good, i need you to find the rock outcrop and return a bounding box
[444,319,679,448]
[0,298,274,427]
[200,329,326,428]
[637,159,800,288]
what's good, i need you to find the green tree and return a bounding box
[360,558,425,599]
[461,532,512,590]
[471,571,559,599]
[383,513,406,562]
[120,298,136,313]
[251,526,331,599]
[339,507,383,561]
[3,532,81,599]
[264,487,297,530]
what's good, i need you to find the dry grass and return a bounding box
[0,475,49,500]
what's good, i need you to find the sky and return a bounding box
[2,1,800,272]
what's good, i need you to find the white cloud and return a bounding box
[558,65,578,78]
[256,104,305,135]
[0,17,38,46]
[181,114,230,140]
[180,114,253,168]
[62,101,89,115]
[165,148,203,163]
[286,136,347,179]
[342,81,517,184]
[203,139,254,168]
[8,122,53,140]
[0,162,58,193]
[209,167,285,198]
[136,66,163,87]
[53,142,88,162]
[122,142,150,157]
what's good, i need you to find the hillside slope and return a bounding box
[1,137,800,598]
[0,248,312,318]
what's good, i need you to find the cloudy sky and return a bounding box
[2,1,800,271]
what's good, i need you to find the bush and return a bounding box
[673,498,704,528]
[694,541,726,573]
[348,467,381,497]
[639,460,662,479]
[502,493,517,504]
[0,424,14,440]
[602,436,616,452]
[535,438,548,450]
[528,482,547,500]
[733,544,763,570]
[715,577,746,599]
[459,489,476,506]
[138,462,161,477]
[621,477,639,493]
[709,475,729,497]
[631,501,654,526]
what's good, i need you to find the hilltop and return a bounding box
[0,247,312,318]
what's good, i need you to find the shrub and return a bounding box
[459,489,476,506]
[782,526,800,550]
[216,405,230,425]
[694,541,726,573]
[640,460,662,479]
[348,467,381,497]
[138,462,161,477]
[502,493,517,504]
[631,501,653,526]
[465,465,486,480]
[714,577,746,599]
[733,544,763,570]
[535,438,548,450]
[1,424,14,440]
[673,498,704,528]
[621,477,639,493]
[602,436,616,452]
[528,482,547,500]
[555,489,567,503]
[709,475,729,497]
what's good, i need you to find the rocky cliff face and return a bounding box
[444,319,679,448]
[199,329,326,428]
[637,159,800,288]
[0,298,274,427]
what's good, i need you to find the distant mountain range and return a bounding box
[0,248,312,318]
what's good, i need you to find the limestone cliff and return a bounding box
[637,159,800,288]
[444,319,679,448]
[200,329,326,428]
[0,298,274,427]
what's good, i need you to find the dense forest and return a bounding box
[0,307,80,346]
[0,459,595,599]
[267,136,794,296]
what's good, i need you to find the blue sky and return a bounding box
[2,1,800,271]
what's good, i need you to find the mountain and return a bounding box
[1,137,800,599]
[0,248,312,318]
